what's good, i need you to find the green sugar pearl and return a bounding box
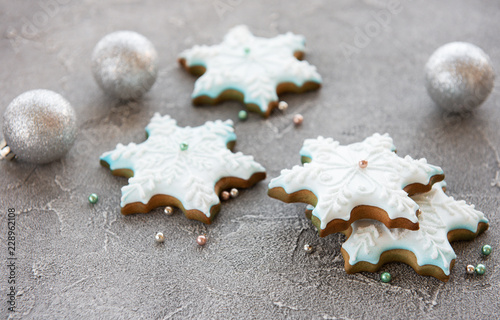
[88,193,98,204]
[481,244,492,256]
[380,272,392,283]
[475,264,486,275]
[244,47,251,55]
[180,142,189,151]
[238,110,248,121]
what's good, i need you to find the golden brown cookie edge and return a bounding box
[404,173,445,196]
[269,187,420,237]
[101,145,266,224]
[340,222,489,282]
[179,52,321,118]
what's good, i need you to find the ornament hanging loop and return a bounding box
[0,139,15,161]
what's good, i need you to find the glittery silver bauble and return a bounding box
[91,31,159,100]
[425,42,495,113]
[2,90,77,164]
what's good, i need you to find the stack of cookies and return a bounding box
[268,133,489,281]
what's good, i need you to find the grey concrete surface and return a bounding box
[1,0,499,319]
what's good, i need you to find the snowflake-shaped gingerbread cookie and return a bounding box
[341,182,489,281]
[100,113,266,223]
[179,25,322,117]
[268,133,444,236]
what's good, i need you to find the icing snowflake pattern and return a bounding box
[179,25,322,115]
[268,133,444,233]
[100,113,266,219]
[343,182,489,278]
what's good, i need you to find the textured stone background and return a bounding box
[1,0,499,319]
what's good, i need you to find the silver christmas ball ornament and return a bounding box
[91,31,159,100]
[425,42,495,113]
[1,90,77,164]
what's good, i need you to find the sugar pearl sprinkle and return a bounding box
[475,264,486,275]
[88,193,98,204]
[466,265,475,275]
[358,160,368,168]
[164,206,174,215]
[230,188,239,198]
[293,114,303,125]
[380,272,392,283]
[180,142,188,151]
[155,232,165,243]
[197,235,207,246]
[278,101,288,111]
[481,244,492,256]
[221,191,230,201]
[238,110,248,121]
[303,244,313,253]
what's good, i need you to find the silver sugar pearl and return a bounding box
[155,232,165,243]
[2,90,77,164]
[0,139,14,160]
[164,206,174,215]
[304,244,313,253]
[425,42,495,113]
[466,264,475,275]
[230,188,239,198]
[92,31,159,100]
[278,101,288,111]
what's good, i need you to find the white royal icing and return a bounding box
[342,182,488,276]
[100,113,266,216]
[268,133,444,230]
[179,25,322,114]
